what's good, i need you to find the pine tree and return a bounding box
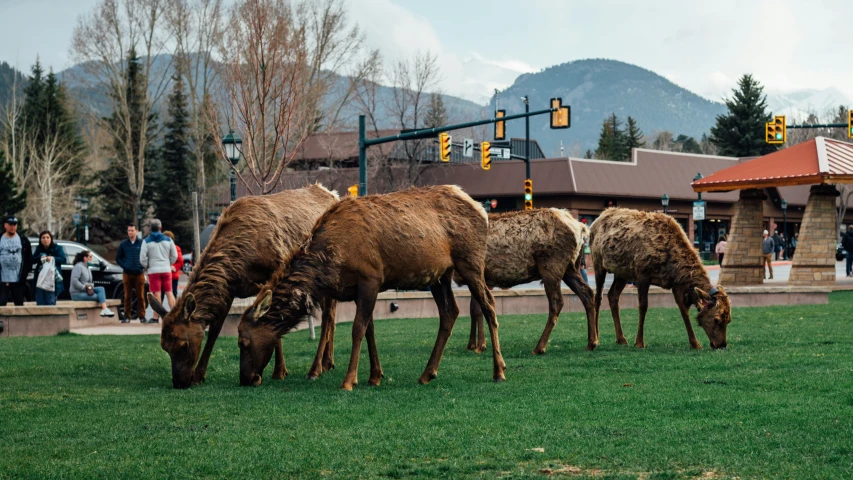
[0,150,26,216]
[595,113,628,160]
[583,149,593,159]
[624,116,645,154]
[151,73,193,249]
[424,93,448,129]
[710,74,777,157]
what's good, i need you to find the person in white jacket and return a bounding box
[140,219,178,324]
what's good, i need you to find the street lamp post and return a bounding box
[693,172,704,257]
[661,194,670,214]
[781,199,788,260]
[222,130,243,204]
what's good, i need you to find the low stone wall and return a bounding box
[215,286,830,335]
[0,300,122,337]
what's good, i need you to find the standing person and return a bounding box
[32,231,67,305]
[762,229,775,280]
[843,225,853,278]
[790,232,798,259]
[772,230,783,260]
[715,234,728,267]
[115,224,146,323]
[0,215,33,306]
[70,250,115,316]
[163,231,182,298]
[140,219,177,324]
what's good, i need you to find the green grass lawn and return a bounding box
[2,292,853,479]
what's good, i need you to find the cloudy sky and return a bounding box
[2,0,852,104]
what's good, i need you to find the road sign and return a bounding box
[73,213,80,225]
[493,148,510,159]
[463,138,473,158]
[693,201,706,221]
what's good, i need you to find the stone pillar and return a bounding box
[789,185,838,286]
[719,189,767,286]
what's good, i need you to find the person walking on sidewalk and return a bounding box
[162,231,182,297]
[762,229,775,279]
[140,219,177,324]
[842,225,853,278]
[715,235,728,267]
[115,224,146,323]
[70,251,115,317]
[0,215,33,306]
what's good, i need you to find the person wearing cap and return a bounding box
[139,219,178,324]
[0,215,33,306]
[762,229,775,280]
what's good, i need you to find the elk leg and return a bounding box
[592,261,607,346]
[458,264,506,382]
[272,339,287,380]
[608,277,629,345]
[366,320,384,386]
[341,284,378,391]
[533,272,564,355]
[420,274,460,383]
[635,280,650,348]
[673,290,702,349]
[564,268,598,351]
[308,297,337,379]
[467,297,486,353]
[193,315,226,384]
[322,298,337,372]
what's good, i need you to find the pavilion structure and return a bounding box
[692,137,853,286]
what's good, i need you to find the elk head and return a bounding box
[154,293,204,389]
[237,290,280,386]
[694,286,731,349]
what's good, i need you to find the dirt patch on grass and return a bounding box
[539,464,736,479]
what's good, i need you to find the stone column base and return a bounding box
[719,189,767,286]
[789,185,838,287]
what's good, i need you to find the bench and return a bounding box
[0,300,123,337]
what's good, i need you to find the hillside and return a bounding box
[493,59,727,156]
[0,62,26,107]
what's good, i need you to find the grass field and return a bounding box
[2,292,853,479]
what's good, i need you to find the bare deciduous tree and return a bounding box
[211,0,315,195]
[0,75,31,196]
[25,129,82,235]
[71,0,173,226]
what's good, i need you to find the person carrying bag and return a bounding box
[36,257,56,292]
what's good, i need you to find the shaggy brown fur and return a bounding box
[238,185,505,390]
[589,208,731,349]
[153,184,339,389]
[457,209,597,354]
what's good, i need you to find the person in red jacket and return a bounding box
[163,231,183,297]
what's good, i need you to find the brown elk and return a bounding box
[590,208,731,349]
[238,185,506,390]
[150,184,339,389]
[459,209,598,354]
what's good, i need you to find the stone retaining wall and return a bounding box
[0,300,122,337]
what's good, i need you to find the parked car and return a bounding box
[838,243,848,262]
[182,252,193,274]
[27,238,148,319]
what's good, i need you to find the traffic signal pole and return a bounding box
[357,104,559,196]
[524,97,531,180]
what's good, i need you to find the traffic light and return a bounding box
[481,141,491,171]
[765,115,785,144]
[439,132,451,162]
[524,179,533,210]
[347,184,358,197]
[848,110,853,139]
[550,98,570,129]
[495,110,506,140]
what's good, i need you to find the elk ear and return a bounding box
[254,290,273,320]
[694,287,713,311]
[148,293,168,317]
[183,293,197,317]
[714,285,726,296]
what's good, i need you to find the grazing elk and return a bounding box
[238,185,506,390]
[460,209,597,354]
[590,208,731,349]
[150,184,339,389]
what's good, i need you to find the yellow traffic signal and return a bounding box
[481,141,491,171]
[765,115,785,144]
[550,98,570,129]
[439,132,451,162]
[848,110,853,139]
[495,110,506,140]
[523,179,533,210]
[347,184,358,197]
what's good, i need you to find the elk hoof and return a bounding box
[691,343,703,350]
[307,374,319,381]
[616,338,629,345]
[532,348,546,355]
[586,342,599,351]
[634,342,646,349]
[418,372,436,384]
[493,375,506,383]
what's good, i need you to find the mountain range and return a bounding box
[2,57,850,157]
